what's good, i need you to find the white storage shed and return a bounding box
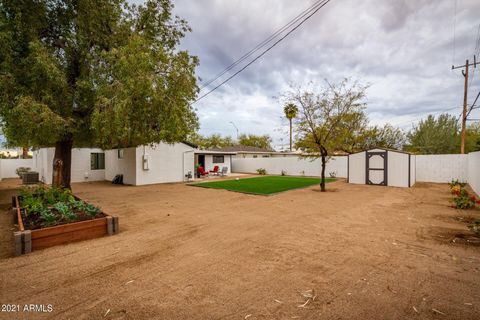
[348,148,416,188]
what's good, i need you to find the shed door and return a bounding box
[366,151,387,186]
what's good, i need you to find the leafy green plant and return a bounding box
[39,207,56,227]
[84,204,101,217]
[53,202,76,221]
[256,168,267,175]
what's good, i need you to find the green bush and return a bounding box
[453,189,476,209]
[256,168,267,175]
[53,202,76,221]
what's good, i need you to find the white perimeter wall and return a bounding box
[416,154,469,183]
[0,159,34,179]
[33,148,105,184]
[232,156,348,178]
[468,151,480,195]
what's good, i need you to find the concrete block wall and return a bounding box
[0,159,34,180]
[415,154,469,183]
[232,156,348,178]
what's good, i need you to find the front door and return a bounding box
[366,151,387,186]
[198,154,205,168]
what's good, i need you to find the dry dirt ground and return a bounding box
[0,178,480,320]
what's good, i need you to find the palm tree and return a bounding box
[284,103,298,151]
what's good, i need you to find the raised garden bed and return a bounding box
[11,185,118,256]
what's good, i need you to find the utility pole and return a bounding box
[452,55,480,154]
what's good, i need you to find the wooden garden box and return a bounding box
[12,196,119,256]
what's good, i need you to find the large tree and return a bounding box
[189,133,234,150]
[405,114,459,154]
[285,79,367,192]
[0,0,199,188]
[464,122,480,153]
[283,103,298,151]
[238,133,273,150]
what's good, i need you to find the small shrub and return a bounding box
[469,220,480,235]
[453,189,476,209]
[281,170,287,176]
[329,171,337,178]
[449,179,467,189]
[256,168,267,175]
[84,204,102,217]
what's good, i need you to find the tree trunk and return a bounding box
[320,153,326,192]
[289,119,293,151]
[22,147,28,159]
[52,138,73,189]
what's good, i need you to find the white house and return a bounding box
[32,142,236,186]
[33,147,106,184]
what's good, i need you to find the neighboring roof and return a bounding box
[211,145,276,153]
[194,150,237,155]
[348,147,414,156]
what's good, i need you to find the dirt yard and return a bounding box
[0,179,479,320]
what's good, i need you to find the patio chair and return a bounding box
[220,166,228,176]
[197,166,209,177]
[209,166,220,175]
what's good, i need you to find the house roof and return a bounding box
[182,141,198,148]
[211,145,276,153]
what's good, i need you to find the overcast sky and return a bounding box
[2,0,479,150]
[163,0,480,149]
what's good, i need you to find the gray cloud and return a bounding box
[137,0,480,148]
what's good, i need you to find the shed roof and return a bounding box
[348,147,415,156]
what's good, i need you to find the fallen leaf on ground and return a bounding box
[432,308,445,315]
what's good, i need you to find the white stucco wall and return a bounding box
[134,143,195,185]
[348,152,366,184]
[416,154,469,183]
[33,148,105,184]
[105,148,137,185]
[204,154,232,174]
[468,151,480,196]
[0,159,34,179]
[232,156,348,178]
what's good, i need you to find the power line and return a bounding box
[394,105,461,128]
[199,0,329,91]
[193,0,332,104]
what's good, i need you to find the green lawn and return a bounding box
[191,176,335,195]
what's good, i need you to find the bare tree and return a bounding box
[284,79,367,191]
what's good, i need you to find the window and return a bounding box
[117,149,124,159]
[253,155,258,158]
[212,155,224,163]
[262,154,270,158]
[91,153,105,170]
